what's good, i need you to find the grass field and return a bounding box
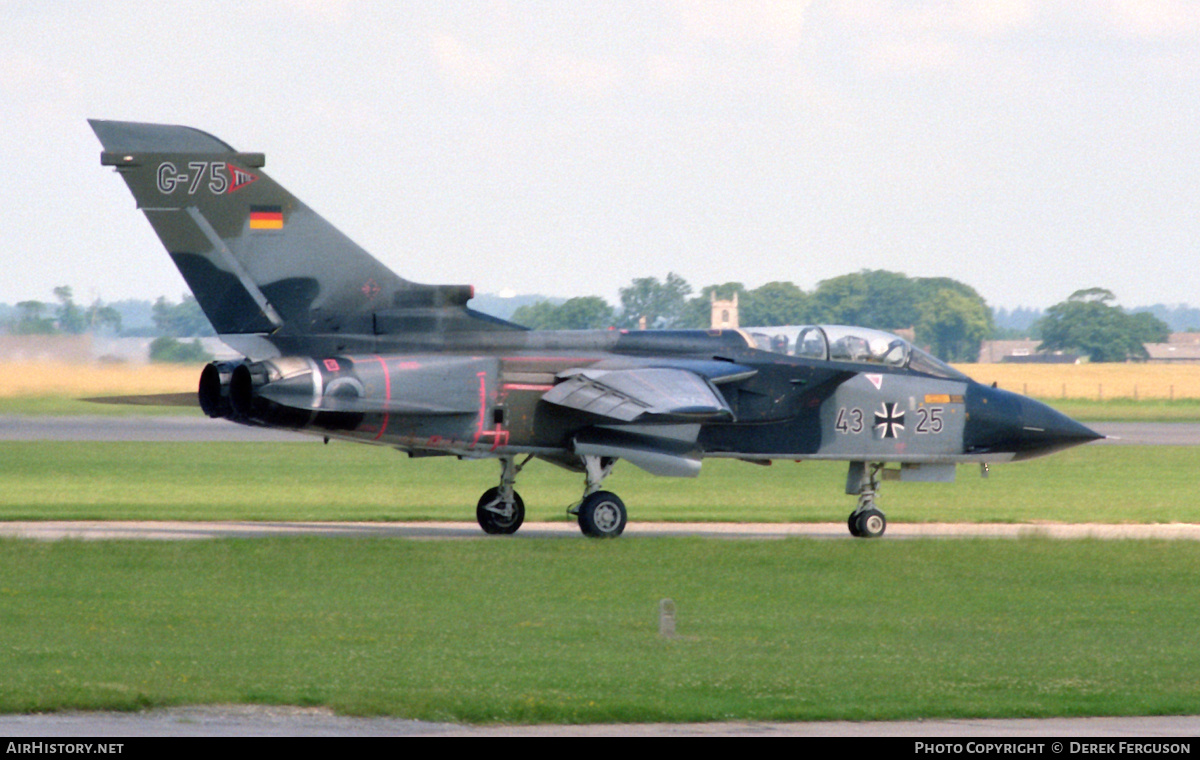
[2,360,1198,722]
[0,361,202,398]
[0,440,1192,524]
[3,537,1199,720]
[0,361,203,416]
[961,362,1200,401]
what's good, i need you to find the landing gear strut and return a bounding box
[476,455,530,535]
[571,455,626,538]
[475,454,630,538]
[846,461,887,539]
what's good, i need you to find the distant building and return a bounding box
[977,340,1080,364]
[1145,334,1200,363]
[979,334,1200,364]
[711,293,739,329]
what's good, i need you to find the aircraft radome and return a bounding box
[90,120,1103,539]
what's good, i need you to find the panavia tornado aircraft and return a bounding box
[90,120,1103,539]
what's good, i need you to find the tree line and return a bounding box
[1037,288,1169,363]
[511,272,1173,364]
[3,289,213,339]
[512,270,994,362]
[3,276,1174,364]
[2,289,214,363]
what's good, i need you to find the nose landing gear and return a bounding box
[847,461,887,538]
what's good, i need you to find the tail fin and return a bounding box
[90,120,512,352]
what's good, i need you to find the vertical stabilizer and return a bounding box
[90,120,513,355]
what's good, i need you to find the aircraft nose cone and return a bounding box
[1014,396,1104,459]
[965,384,1103,459]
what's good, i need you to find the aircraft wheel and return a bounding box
[847,512,863,537]
[476,487,525,535]
[853,508,886,539]
[578,491,627,539]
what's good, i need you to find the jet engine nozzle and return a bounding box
[198,361,247,419]
[229,357,320,428]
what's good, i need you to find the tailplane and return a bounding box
[90,120,515,356]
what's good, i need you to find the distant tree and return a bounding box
[13,301,57,335]
[618,273,692,329]
[53,286,87,335]
[1128,310,1172,345]
[1037,289,1169,362]
[992,305,1045,336]
[809,270,918,329]
[152,295,215,337]
[914,288,992,362]
[41,286,123,335]
[84,300,122,335]
[148,336,213,363]
[511,296,615,330]
[1134,304,1200,332]
[553,296,616,330]
[743,281,809,326]
[509,300,561,330]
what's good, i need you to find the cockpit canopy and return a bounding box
[743,325,968,381]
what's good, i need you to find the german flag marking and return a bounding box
[249,206,283,230]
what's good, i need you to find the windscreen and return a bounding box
[744,325,968,380]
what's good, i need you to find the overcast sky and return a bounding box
[3,0,1198,312]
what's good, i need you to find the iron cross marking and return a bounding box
[874,402,905,439]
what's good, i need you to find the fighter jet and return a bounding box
[89,120,1103,539]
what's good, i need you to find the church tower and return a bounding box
[710,292,739,329]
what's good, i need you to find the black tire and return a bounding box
[853,508,886,539]
[847,512,863,537]
[578,491,627,538]
[476,487,525,535]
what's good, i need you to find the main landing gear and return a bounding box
[474,454,627,538]
[846,462,887,539]
[571,456,626,538]
[476,455,528,534]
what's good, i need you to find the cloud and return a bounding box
[0,50,81,108]
[672,0,813,46]
[820,1,1038,77]
[430,28,622,97]
[267,0,355,26]
[431,33,509,90]
[1103,0,1200,39]
[531,50,624,94]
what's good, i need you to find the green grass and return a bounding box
[2,435,1196,722]
[0,441,1192,524]
[2,537,1199,720]
[1040,397,1200,422]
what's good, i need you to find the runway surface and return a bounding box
[1,705,1198,737]
[4,518,1200,541]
